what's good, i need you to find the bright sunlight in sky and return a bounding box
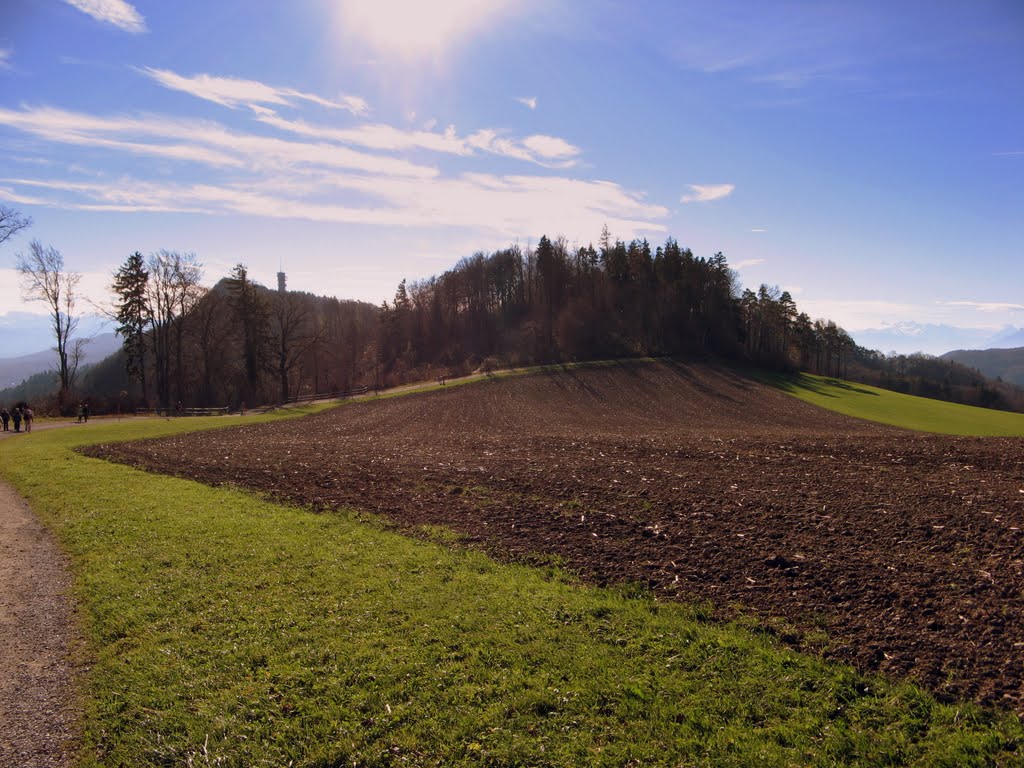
[334,0,524,60]
[0,0,1022,355]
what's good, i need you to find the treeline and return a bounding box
[10,231,1024,415]
[373,234,1023,411]
[849,349,1024,412]
[98,252,379,412]
[379,235,765,376]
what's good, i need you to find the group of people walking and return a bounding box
[1,405,34,433]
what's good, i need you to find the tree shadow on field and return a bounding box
[542,364,604,399]
[771,374,880,399]
[659,358,743,404]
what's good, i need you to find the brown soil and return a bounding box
[85,361,1024,713]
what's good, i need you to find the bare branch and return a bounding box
[0,204,31,246]
[15,240,82,397]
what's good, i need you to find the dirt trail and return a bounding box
[0,455,82,766]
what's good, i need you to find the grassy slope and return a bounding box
[759,371,1024,436]
[1,404,1023,766]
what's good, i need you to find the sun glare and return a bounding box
[336,0,519,59]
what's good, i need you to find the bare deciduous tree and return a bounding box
[270,290,323,402]
[0,204,31,246]
[145,250,203,410]
[15,240,82,403]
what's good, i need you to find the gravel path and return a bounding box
[0,472,82,766]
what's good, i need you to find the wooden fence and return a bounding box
[134,406,230,417]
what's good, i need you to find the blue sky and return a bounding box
[1,0,1022,355]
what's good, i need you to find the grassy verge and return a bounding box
[755,370,1024,436]
[2,404,1023,766]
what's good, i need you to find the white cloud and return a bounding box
[258,112,581,167]
[520,134,578,161]
[516,96,538,110]
[140,68,369,115]
[797,299,920,329]
[258,114,470,155]
[136,69,577,167]
[681,183,735,203]
[0,105,436,178]
[940,301,1024,313]
[0,48,11,70]
[465,129,580,167]
[5,170,667,243]
[751,227,767,233]
[796,299,1024,333]
[734,258,765,270]
[0,86,662,249]
[63,0,146,33]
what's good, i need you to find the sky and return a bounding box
[0,0,1022,356]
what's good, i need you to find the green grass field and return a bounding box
[760,371,1024,436]
[2,396,1023,765]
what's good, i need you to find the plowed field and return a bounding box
[86,361,1024,712]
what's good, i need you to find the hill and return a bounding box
[0,332,121,389]
[762,370,1024,436]
[92,360,1024,713]
[941,346,1024,387]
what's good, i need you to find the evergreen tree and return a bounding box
[112,251,150,403]
[226,264,270,403]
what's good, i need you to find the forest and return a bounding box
[7,231,1024,415]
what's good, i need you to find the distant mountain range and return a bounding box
[851,323,1024,357]
[0,332,122,389]
[0,311,112,356]
[941,347,1024,388]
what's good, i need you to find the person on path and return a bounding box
[23,407,33,433]
[77,403,84,423]
[12,408,21,433]
[82,403,89,423]
[1,408,8,431]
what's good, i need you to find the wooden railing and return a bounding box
[134,406,230,417]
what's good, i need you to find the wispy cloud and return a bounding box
[516,96,538,110]
[992,150,1024,157]
[63,0,146,33]
[138,69,579,168]
[796,299,1024,333]
[256,114,470,155]
[140,68,369,115]
[734,258,765,270]
[4,171,667,241]
[520,134,577,160]
[681,183,734,203]
[257,112,581,167]
[0,105,436,178]
[751,228,767,233]
[940,301,1024,313]
[466,129,580,167]
[668,6,876,96]
[0,92,661,242]
[0,48,11,70]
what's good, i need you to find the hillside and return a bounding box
[941,346,1024,387]
[0,332,121,389]
[92,360,1024,710]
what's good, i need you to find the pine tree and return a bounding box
[112,252,150,403]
